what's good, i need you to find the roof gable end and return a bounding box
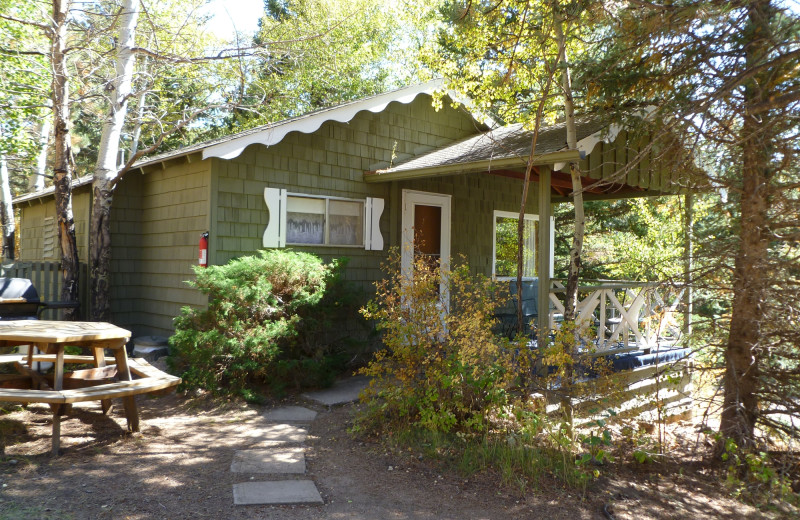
[202,79,450,161]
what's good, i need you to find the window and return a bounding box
[263,188,384,250]
[285,195,364,246]
[328,199,364,246]
[493,211,538,279]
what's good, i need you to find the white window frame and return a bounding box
[263,187,384,250]
[492,210,537,281]
[285,193,365,247]
[491,210,554,280]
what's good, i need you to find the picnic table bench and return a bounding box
[0,321,180,455]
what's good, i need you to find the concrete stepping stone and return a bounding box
[259,423,308,446]
[230,447,305,474]
[263,405,317,423]
[233,480,323,505]
[302,376,369,406]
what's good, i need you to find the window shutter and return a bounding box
[364,197,384,251]
[262,188,287,248]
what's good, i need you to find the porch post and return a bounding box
[389,181,399,248]
[537,166,552,338]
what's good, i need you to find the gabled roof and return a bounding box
[13,174,92,205]
[16,79,485,205]
[365,118,611,182]
[363,115,687,200]
[136,78,464,167]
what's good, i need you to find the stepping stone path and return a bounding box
[230,447,307,474]
[231,376,368,506]
[231,405,321,506]
[233,480,323,506]
[302,376,369,406]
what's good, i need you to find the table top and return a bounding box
[0,321,131,343]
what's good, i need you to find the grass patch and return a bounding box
[385,427,592,494]
[0,504,74,520]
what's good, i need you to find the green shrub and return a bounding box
[168,249,349,397]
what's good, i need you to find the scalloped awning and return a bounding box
[201,80,450,161]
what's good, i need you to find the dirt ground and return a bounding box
[0,389,792,520]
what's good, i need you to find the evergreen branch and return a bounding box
[747,89,800,115]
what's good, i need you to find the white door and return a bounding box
[401,190,452,307]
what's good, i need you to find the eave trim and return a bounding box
[202,80,445,161]
[364,150,581,183]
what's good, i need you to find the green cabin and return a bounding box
[13,80,681,340]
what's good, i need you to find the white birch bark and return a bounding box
[0,154,14,259]
[30,116,51,192]
[94,0,139,184]
[90,0,140,320]
[554,12,585,322]
[553,7,585,437]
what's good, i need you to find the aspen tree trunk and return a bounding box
[554,12,584,322]
[554,8,584,436]
[0,155,14,260]
[51,0,80,319]
[89,0,140,321]
[719,0,772,448]
[30,117,50,192]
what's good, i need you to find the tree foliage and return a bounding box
[554,196,686,282]
[577,0,800,447]
[0,0,49,187]
[216,0,420,133]
[359,250,520,434]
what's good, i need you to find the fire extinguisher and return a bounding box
[198,232,209,267]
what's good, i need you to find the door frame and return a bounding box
[401,189,452,307]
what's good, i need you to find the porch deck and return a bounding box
[498,278,693,424]
[548,279,687,351]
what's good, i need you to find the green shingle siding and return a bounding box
[400,172,538,278]
[18,93,553,339]
[108,159,211,337]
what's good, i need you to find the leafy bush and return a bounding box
[354,249,649,491]
[168,249,349,398]
[357,249,528,434]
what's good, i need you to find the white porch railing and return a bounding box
[549,280,685,350]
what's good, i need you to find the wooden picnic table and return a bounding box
[0,320,162,455]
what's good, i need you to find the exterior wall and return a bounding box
[13,94,545,338]
[18,201,54,261]
[400,172,539,278]
[578,129,683,194]
[18,189,91,262]
[15,161,210,338]
[210,95,482,298]
[109,160,211,337]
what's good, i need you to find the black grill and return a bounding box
[0,278,43,319]
[0,278,78,320]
